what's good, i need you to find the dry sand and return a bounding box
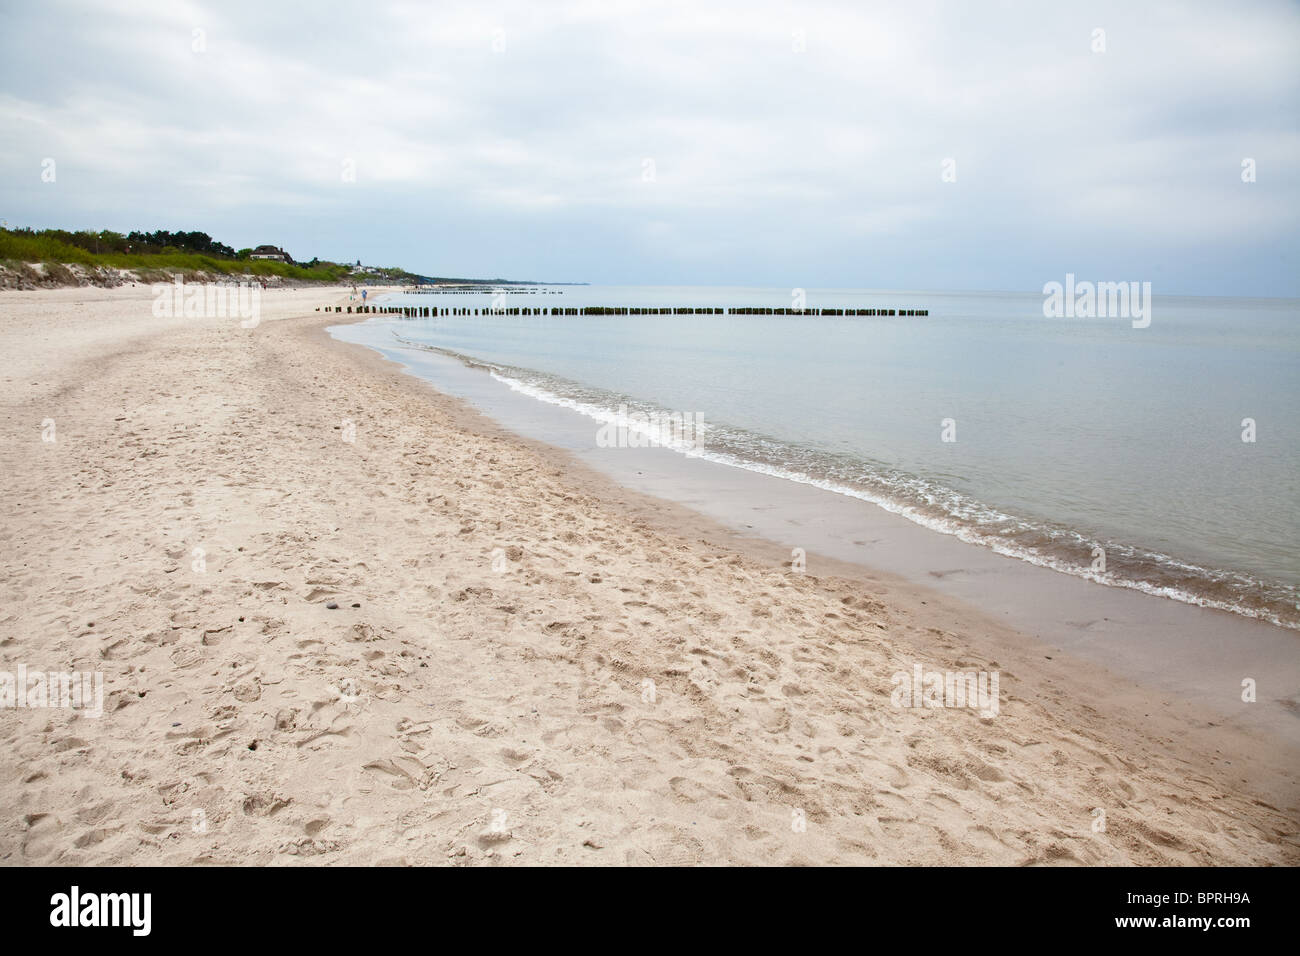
[0,285,1295,865]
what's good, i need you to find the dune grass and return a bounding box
[0,228,381,283]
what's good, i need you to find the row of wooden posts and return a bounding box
[319,305,929,317]
[397,288,562,294]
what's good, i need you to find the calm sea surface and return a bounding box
[355,286,1300,629]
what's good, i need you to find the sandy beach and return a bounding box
[0,285,1295,866]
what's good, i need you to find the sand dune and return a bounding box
[0,286,1295,865]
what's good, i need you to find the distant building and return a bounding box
[250,245,291,262]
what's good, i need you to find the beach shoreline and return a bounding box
[1,285,1295,865]
[333,311,1300,739]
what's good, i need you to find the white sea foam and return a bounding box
[485,367,1296,631]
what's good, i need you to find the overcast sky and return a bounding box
[1,0,1296,294]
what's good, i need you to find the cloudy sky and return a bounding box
[1,0,1296,294]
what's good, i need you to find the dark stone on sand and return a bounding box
[326,602,339,610]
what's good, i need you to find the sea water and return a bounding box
[347,285,1300,630]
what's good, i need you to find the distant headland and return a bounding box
[0,225,581,290]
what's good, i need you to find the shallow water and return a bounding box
[342,285,1300,629]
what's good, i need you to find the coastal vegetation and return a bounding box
[0,226,420,285]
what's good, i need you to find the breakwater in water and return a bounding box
[319,304,929,316]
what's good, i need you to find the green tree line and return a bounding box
[0,226,418,283]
